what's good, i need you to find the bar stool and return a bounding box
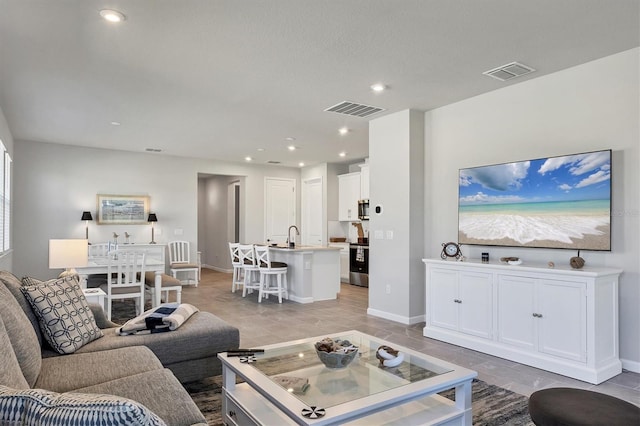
[254,245,288,303]
[228,242,243,293]
[239,244,261,297]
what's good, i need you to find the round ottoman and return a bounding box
[528,387,640,426]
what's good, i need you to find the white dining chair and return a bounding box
[254,245,288,303]
[168,241,200,287]
[229,242,244,293]
[100,249,146,321]
[143,272,182,305]
[86,242,114,288]
[239,244,261,298]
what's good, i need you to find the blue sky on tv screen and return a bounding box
[459,150,611,206]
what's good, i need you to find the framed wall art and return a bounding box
[96,194,150,225]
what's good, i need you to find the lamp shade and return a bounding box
[49,239,89,269]
[81,211,93,221]
[148,213,158,222]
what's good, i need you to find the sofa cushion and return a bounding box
[21,275,103,355]
[0,385,166,426]
[0,314,30,390]
[75,369,206,426]
[0,270,44,346]
[0,279,42,387]
[74,311,238,365]
[35,346,163,393]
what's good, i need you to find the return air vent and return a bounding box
[483,62,535,81]
[267,160,281,164]
[324,101,385,118]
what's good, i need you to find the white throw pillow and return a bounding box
[21,276,103,354]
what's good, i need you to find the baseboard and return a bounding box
[621,358,640,373]
[367,308,425,325]
[204,265,233,274]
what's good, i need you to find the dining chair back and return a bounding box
[89,242,112,258]
[100,249,146,320]
[168,241,199,287]
[254,245,288,303]
[229,242,244,292]
[238,244,261,298]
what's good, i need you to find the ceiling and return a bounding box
[1,1,638,168]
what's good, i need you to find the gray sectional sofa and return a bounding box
[0,270,240,425]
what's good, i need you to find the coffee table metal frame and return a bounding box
[218,330,477,425]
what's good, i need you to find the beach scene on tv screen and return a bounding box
[458,150,611,250]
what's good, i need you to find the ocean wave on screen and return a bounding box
[459,214,610,244]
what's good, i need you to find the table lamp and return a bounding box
[148,213,158,244]
[49,239,89,278]
[81,211,93,243]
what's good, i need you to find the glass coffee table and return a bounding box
[218,330,477,425]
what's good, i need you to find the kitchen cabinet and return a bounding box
[328,242,350,282]
[423,259,622,384]
[429,268,492,339]
[338,172,360,221]
[359,163,370,200]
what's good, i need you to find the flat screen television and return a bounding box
[458,149,611,251]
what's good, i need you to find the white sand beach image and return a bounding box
[458,151,611,250]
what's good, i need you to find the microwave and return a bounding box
[358,199,369,220]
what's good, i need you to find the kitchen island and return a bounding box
[269,245,341,303]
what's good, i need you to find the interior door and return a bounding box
[264,177,296,244]
[302,177,323,246]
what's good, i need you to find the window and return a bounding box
[0,140,11,254]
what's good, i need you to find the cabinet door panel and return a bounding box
[459,272,493,339]
[338,173,360,221]
[497,276,536,350]
[429,269,458,330]
[538,280,586,362]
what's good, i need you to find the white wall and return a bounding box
[14,140,301,279]
[424,48,640,370]
[0,107,14,271]
[369,110,425,324]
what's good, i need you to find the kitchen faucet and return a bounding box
[287,225,300,248]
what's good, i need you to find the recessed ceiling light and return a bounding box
[245,156,252,162]
[339,152,347,157]
[110,121,121,126]
[288,145,296,151]
[99,9,126,23]
[370,83,386,92]
[285,137,296,141]
[339,127,349,135]
[257,148,265,152]
[299,162,305,167]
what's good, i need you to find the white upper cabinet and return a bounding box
[338,172,360,221]
[359,164,370,200]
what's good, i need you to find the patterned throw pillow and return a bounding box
[20,276,103,354]
[0,385,167,426]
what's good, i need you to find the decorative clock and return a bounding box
[441,242,463,260]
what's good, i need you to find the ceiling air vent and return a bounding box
[324,101,385,118]
[267,160,281,164]
[483,62,535,81]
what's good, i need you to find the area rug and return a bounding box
[111,302,533,425]
[183,376,533,426]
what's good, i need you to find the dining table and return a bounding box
[75,243,167,308]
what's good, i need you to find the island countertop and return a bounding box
[268,245,341,252]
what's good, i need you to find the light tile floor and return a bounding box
[183,269,640,406]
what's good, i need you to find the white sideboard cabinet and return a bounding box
[423,259,623,384]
